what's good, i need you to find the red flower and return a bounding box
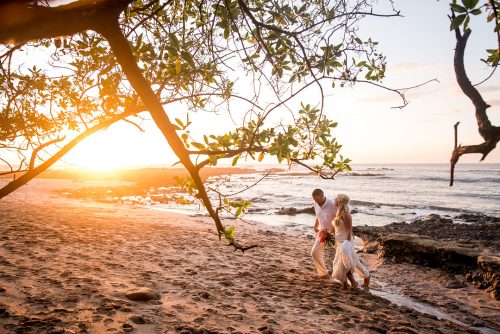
[318,230,329,243]
[318,230,335,247]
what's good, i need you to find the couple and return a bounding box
[310,188,370,290]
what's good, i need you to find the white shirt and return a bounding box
[313,198,337,231]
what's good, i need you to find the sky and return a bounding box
[57,0,500,170]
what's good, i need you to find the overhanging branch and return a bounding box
[449,23,500,186]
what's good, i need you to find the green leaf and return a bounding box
[181,51,196,68]
[450,14,467,30]
[235,207,242,217]
[461,0,479,9]
[191,142,205,150]
[175,118,184,128]
[208,155,218,165]
[168,33,179,49]
[450,4,467,13]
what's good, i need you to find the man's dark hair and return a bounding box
[312,188,324,197]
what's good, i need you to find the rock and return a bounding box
[354,216,500,300]
[316,308,330,315]
[351,208,359,214]
[0,306,9,318]
[122,323,134,332]
[362,241,379,254]
[445,279,466,289]
[228,314,243,321]
[124,288,160,302]
[194,316,205,323]
[428,213,441,221]
[276,206,315,216]
[199,291,212,299]
[130,315,146,324]
[0,286,5,293]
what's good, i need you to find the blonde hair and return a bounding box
[333,193,350,227]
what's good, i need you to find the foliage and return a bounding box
[449,0,500,67]
[0,0,403,249]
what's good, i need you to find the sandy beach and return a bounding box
[0,179,495,333]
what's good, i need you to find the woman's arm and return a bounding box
[344,212,353,241]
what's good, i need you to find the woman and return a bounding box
[331,194,370,290]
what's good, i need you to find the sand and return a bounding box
[0,179,481,333]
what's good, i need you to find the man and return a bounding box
[310,188,336,279]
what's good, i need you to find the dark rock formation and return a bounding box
[276,206,315,216]
[354,214,499,300]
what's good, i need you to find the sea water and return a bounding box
[148,163,499,232]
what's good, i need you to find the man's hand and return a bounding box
[314,218,319,233]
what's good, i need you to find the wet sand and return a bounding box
[0,179,484,333]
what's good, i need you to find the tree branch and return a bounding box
[97,19,257,252]
[449,24,500,186]
[0,0,133,44]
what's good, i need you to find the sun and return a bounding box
[62,124,144,171]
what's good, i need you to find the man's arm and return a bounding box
[314,217,319,233]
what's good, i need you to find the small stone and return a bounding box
[122,323,134,332]
[199,291,211,299]
[316,308,330,315]
[428,213,441,221]
[0,306,9,318]
[445,280,466,289]
[130,315,146,324]
[228,314,243,321]
[194,316,205,323]
[124,288,160,302]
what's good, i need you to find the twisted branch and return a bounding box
[449,24,500,186]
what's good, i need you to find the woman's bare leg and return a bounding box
[347,271,358,288]
[362,275,370,287]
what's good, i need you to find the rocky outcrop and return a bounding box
[276,206,315,216]
[354,214,499,300]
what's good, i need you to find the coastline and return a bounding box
[0,179,497,333]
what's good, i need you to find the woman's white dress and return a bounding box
[331,218,370,283]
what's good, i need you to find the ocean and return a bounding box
[146,163,499,233]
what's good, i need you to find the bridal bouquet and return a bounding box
[318,230,335,247]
